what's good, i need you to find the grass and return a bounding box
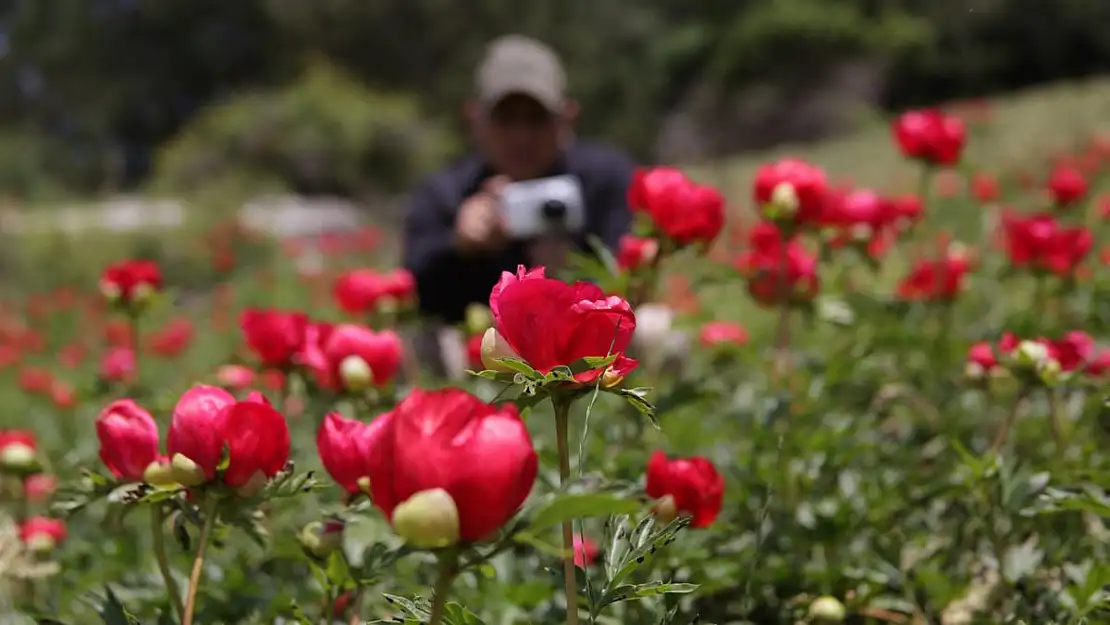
[690,76,1110,208]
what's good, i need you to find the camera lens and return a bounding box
[541,200,567,221]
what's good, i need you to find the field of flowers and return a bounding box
[1,100,1110,625]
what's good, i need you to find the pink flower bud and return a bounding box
[96,399,160,482]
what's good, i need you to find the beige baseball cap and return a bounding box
[475,35,566,112]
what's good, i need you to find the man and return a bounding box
[402,35,635,337]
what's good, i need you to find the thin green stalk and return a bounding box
[182,496,220,625]
[427,552,459,625]
[990,387,1029,454]
[16,480,34,608]
[554,399,580,625]
[129,313,142,390]
[151,506,185,621]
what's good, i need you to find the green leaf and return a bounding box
[286,600,315,625]
[467,369,518,383]
[546,365,575,381]
[601,581,699,607]
[618,387,659,429]
[443,602,488,624]
[381,593,432,622]
[1022,486,1110,517]
[106,483,152,505]
[491,357,541,378]
[607,516,690,588]
[528,493,643,532]
[267,466,324,498]
[585,233,620,278]
[98,586,140,625]
[571,353,619,374]
[172,513,191,551]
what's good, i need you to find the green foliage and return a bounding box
[2,0,1110,194]
[151,60,457,197]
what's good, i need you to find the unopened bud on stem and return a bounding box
[170,454,207,487]
[339,355,373,392]
[0,443,39,475]
[480,328,521,373]
[300,520,345,559]
[652,495,678,525]
[808,596,846,622]
[391,488,460,549]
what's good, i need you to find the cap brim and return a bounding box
[482,83,562,113]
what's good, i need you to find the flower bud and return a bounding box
[763,182,799,222]
[964,361,985,381]
[808,596,846,622]
[465,304,493,337]
[848,223,871,243]
[170,453,208,487]
[130,282,155,310]
[339,355,373,392]
[376,295,399,316]
[1010,340,1049,370]
[1036,357,1063,387]
[391,488,460,549]
[356,476,372,495]
[25,532,58,555]
[652,495,678,525]
[300,520,345,559]
[143,460,178,488]
[0,442,39,475]
[601,367,625,389]
[100,280,122,304]
[480,328,521,373]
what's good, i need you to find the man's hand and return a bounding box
[456,176,509,252]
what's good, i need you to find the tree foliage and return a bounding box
[0,0,1106,197]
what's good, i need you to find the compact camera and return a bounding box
[498,175,586,239]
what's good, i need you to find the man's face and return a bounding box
[477,93,563,181]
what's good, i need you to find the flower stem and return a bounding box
[16,479,34,608]
[151,506,185,621]
[346,587,365,625]
[990,387,1029,454]
[182,496,220,625]
[772,237,792,386]
[129,312,141,389]
[553,399,580,625]
[1049,387,1067,459]
[427,551,459,625]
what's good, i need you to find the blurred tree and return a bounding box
[0,0,1107,197]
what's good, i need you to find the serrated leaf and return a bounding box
[618,387,659,429]
[528,493,643,533]
[382,593,431,619]
[106,483,151,505]
[607,516,690,588]
[601,581,699,607]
